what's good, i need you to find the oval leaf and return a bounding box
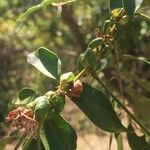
[87,37,103,50]
[71,83,127,133]
[27,47,61,79]
[43,116,77,150]
[12,88,38,106]
[18,88,37,101]
[17,0,53,22]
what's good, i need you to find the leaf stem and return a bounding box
[37,132,41,150]
[22,135,33,150]
[14,134,27,150]
[74,67,91,81]
[91,70,150,136]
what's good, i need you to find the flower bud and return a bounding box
[70,80,83,97]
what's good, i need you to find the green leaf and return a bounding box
[18,88,37,101]
[103,20,112,33]
[127,125,149,150]
[27,47,61,79]
[85,48,98,68]
[122,0,135,17]
[17,0,53,22]
[88,37,103,50]
[12,88,38,106]
[71,83,127,133]
[0,136,16,150]
[17,0,76,22]
[127,89,150,129]
[43,116,77,150]
[109,0,123,11]
[125,72,150,93]
[122,0,144,17]
[135,0,144,11]
[84,48,107,71]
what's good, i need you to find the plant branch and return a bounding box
[74,67,91,81]
[136,12,150,22]
[91,70,150,136]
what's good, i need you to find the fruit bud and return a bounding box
[70,80,83,97]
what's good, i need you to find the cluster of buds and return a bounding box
[6,107,38,136]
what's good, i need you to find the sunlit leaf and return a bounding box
[17,0,53,22]
[27,47,61,79]
[17,0,76,22]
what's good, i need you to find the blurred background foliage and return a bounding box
[0,0,150,139]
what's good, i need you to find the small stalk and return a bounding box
[91,70,150,136]
[22,135,33,150]
[108,134,113,150]
[14,134,27,150]
[74,67,91,81]
[136,12,150,21]
[37,131,41,150]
